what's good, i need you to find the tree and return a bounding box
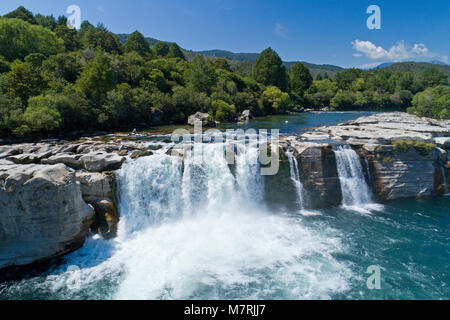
[0,18,65,61]
[3,6,36,24]
[262,86,291,113]
[168,43,185,60]
[42,53,82,83]
[316,73,323,81]
[55,25,81,52]
[80,24,123,54]
[124,31,151,56]
[76,51,116,105]
[420,67,448,87]
[4,60,45,103]
[184,56,217,94]
[289,62,313,100]
[34,14,56,30]
[408,85,450,119]
[251,48,287,91]
[153,41,170,57]
[0,55,10,73]
[23,95,62,133]
[335,68,363,90]
[212,99,236,122]
[213,58,232,71]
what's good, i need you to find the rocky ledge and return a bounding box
[269,112,450,209]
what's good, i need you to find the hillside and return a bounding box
[381,62,450,79]
[117,34,344,78]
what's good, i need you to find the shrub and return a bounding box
[393,140,436,156]
[212,99,236,122]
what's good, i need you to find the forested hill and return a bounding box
[0,6,448,140]
[117,34,344,78]
[379,62,450,79]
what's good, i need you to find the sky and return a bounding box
[1,0,449,68]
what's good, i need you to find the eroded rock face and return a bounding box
[278,138,342,209]
[360,145,439,201]
[75,172,118,239]
[0,164,94,269]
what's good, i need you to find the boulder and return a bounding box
[0,164,94,269]
[41,153,83,169]
[238,110,253,123]
[188,112,216,127]
[80,152,126,172]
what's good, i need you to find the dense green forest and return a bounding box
[0,7,448,138]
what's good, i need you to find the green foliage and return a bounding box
[1,6,447,137]
[408,85,450,119]
[0,18,64,61]
[3,6,36,24]
[289,62,312,100]
[34,14,56,30]
[392,140,436,156]
[55,25,81,52]
[212,99,236,122]
[80,24,122,54]
[23,95,62,133]
[185,56,217,94]
[262,86,291,113]
[0,56,10,73]
[381,156,394,164]
[420,67,448,87]
[213,58,232,71]
[75,51,116,105]
[124,31,151,56]
[168,43,185,60]
[251,48,288,91]
[4,60,45,103]
[153,41,170,57]
[42,53,82,83]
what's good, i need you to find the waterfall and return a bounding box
[4,139,352,300]
[436,155,449,195]
[285,149,305,210]
[333,145,378,212]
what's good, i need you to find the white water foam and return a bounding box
[1,141,353,300]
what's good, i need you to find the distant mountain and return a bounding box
[195,49,259,62]
[376,61,450,79]
[116,33,344,78]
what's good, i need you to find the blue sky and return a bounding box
[1,0,449,67]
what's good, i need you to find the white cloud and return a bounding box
[352,40,448,63]
[275,23,287,38]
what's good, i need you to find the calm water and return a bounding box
[145,111,377,135]
[0,111,448,300]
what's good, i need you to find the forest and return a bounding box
[0,6,448,138]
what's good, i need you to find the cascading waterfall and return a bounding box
[285,149,305,210]
[333,145,380,212]
[0,139,353,300]
[436,153,449,195]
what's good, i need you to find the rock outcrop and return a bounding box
[76,172,118,239]
[314,112,450,201]
[188,112,216,127]
[0,164,94,269]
